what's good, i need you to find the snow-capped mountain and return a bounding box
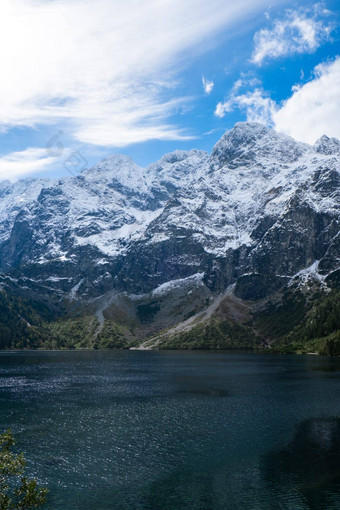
[0,122,339,339]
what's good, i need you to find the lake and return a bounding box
[0,350,339,509]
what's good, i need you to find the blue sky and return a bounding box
[0,0,339,181]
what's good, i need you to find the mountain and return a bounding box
[0,122,339,352]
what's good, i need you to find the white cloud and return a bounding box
[252,5,334,65]
[215,57,340,144]
[273,57,340,143]
[0,0,272,148]
[215,79,277,125]
[0,148,58,181]
[202,76,214,94]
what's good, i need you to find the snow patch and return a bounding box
[288,261,327,288]
[69,278,85,300]
[151,273,205,297]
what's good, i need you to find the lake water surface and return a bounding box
[0,351,339,509]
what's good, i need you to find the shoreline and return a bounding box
[0,347,337,358]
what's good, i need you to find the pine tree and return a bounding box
[0,430,48,509]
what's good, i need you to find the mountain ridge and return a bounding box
[0,122,339,351]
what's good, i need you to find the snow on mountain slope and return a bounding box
[0,178,52,244]
[0,122,339,303]
[0,149,208,270]
[143,123,339,257]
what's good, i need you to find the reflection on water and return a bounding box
[309,358,340,373]
[142,468,230,510]
[0,351,340,509]
[174,375,230,397]
[264,417,340,509]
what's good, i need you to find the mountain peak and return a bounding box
[314,134,340,155]
[210,122,306,170]
[82,153,146,187]
[149,149,207,167]
[233,121,271,135]
[84,153,141,174]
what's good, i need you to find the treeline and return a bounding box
[304,290,340,341]
[0,290,49,349]
[47,317,131,349]
[259,289,340,355]
[159,319,259,350]
[0,286,339,354]
[0,289,132,350]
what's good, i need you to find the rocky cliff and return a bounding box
[0,122,339,349]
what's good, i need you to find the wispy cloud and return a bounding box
[0,148,58,181]
[0,0,272,148]
[202,76,214,94]
[251,4,335,65]
[215,78,277,125]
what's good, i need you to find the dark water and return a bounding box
[1,351,340,510]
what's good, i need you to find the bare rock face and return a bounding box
[0,122,339,326]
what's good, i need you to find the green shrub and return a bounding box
[0,430,48,509]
